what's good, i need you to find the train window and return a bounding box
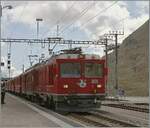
[60,63,81,77]
[84,63,103,77]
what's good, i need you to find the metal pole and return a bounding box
[0,1,2,95]
[7,42,11,79]
[9,68,10,78]
[105,38,108,95]
[105,38,108,67]
[115,34,118,96]
[22,64,24,73]
[37,21,39,39]
[57,24,59,37]
[36,18,43,49]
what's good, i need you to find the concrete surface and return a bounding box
[0,93,74,127]
[122,97,149,103]
[105,96,149,103]
[100,105,149,127]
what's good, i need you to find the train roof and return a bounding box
[8,47,104,81]
[52,53,101,60]
[24,47,103,73]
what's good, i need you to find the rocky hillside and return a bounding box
[107,20,149,96]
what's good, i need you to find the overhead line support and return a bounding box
[1,38,105,45]
[108,30,124,97]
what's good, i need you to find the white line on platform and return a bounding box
[8,93,75,128]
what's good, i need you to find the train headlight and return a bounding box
[97,84,102,88]
[63,84,68,88]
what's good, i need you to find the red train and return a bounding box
[6,48,108,112]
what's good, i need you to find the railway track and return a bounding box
[67,113,110,127]
[134,103,149,105]
[102,103,149,113]
[91,110,140,127]
[67,112,139,127]
[134,103,149,107]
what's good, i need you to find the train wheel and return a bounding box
[49,98,53,109]
[36,95,41,105]
[57,111,69,115]
[45,96,50,108]
[39,97,43,106]
[35,94,39,103]
[50,98,56,110]
[31,95,35,102]
[53,101,56,111]
[29,95,32,101]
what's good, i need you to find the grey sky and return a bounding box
[1,1,149,77]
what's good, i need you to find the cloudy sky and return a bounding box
[1,1,149,77]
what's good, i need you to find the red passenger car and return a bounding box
[6,48,108,112]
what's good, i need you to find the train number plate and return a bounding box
[91,79,98,84]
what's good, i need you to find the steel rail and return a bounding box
[91,110,140,127]
[102,103,149,113]
[68,113,110,127]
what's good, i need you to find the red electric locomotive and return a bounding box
[6,48,108,112]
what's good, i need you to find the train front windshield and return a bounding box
[84,63,103,77]
[60,63,81,77]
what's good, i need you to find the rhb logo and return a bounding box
[78,79,86,88]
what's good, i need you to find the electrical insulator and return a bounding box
[41,53,45,58]
[8,53,11,60]
[41,42,45,48]
[8,65,11,69]
[7,60,11,65]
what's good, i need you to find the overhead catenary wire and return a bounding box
[50,1,96,52]
[64,1,118,53]
[76,1,125,44]
[57,1,76,25]
[44,2,75,51]
[86,1,119,57]
[9,1,28,38]
[90,16,129,38]
[58,1,118,37]
[80,1,118,28]
[41,1,76,37]
[59,1,97,35]
[60,1,118,44]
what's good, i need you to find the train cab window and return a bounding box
[84,63,103,77]
[60,62,81,77]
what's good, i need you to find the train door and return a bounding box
[33,69,38,94]
[49,65,54,86]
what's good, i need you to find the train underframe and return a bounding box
[51,94,105,112]
[7,90,105,112]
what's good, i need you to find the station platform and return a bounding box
[122,97,149,104]
[0,93,83,127]
[104,96,149,104]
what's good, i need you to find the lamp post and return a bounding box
[0,1,12,90]
[36,18,43,39]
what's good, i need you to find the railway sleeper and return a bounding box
[91,111,140,127]
[70,113,109,127]
[103,104,149,113]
